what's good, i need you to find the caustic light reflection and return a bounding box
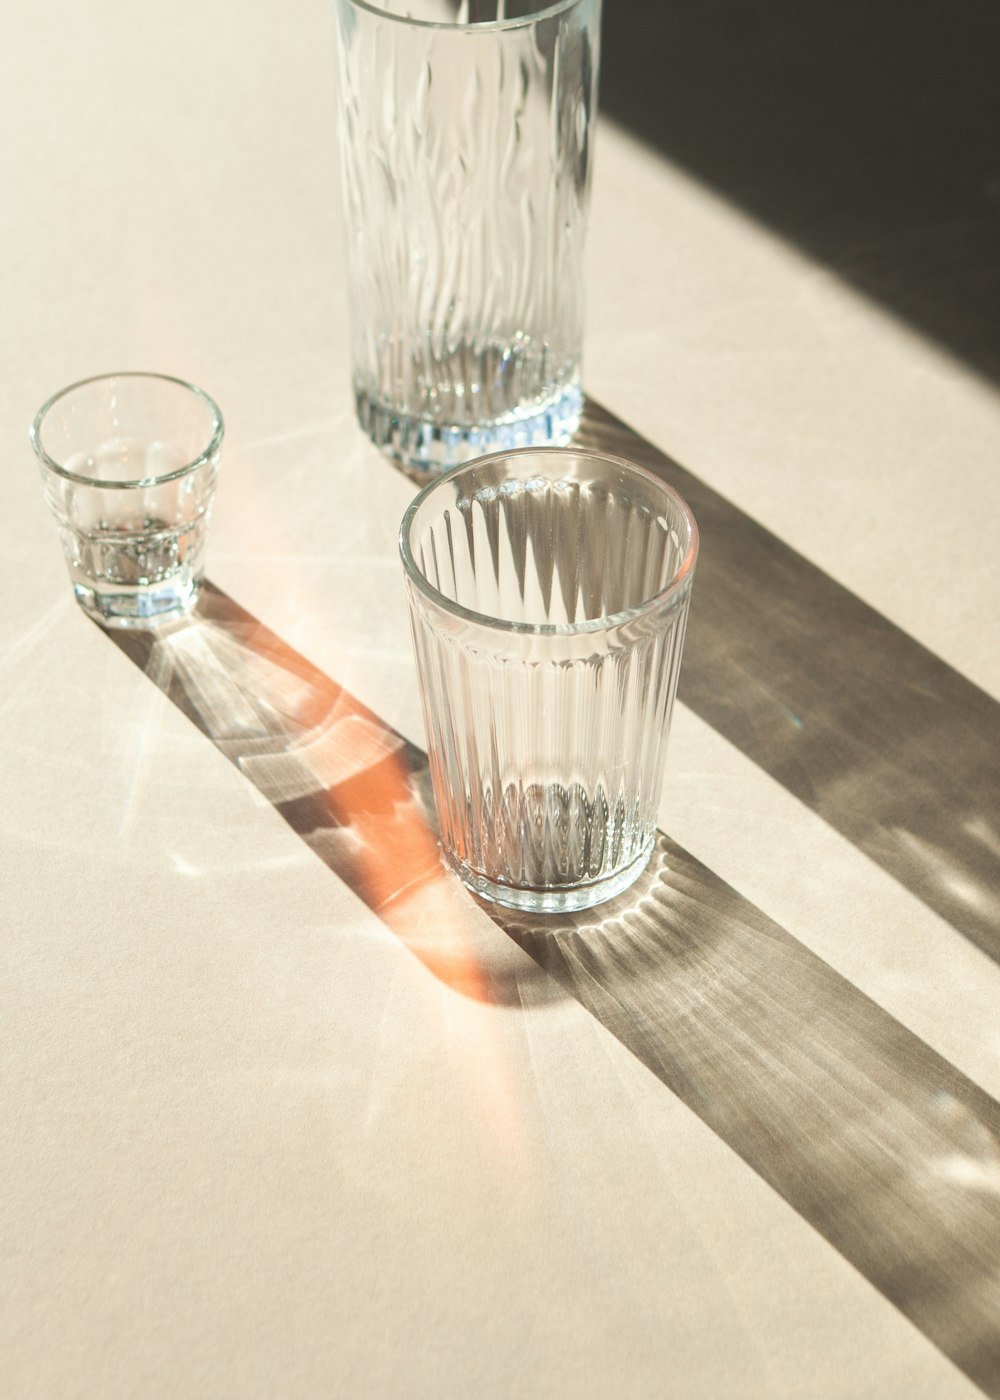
[153,613,496,997]
[894,825,1000,918]
[111,595,539,1165]
[926,1092,1000,1196]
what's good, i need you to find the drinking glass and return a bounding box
[31,372,223,628]
[333,0,601,475]
[400,447,699,911]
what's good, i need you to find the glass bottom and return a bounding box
[355,376,583,476]
[448,837,656,914]
[72,570,202,629]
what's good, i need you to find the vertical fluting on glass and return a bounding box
[401,448,698,912]
[333,0,601,474]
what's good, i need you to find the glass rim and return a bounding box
[399,446,699,638]
[339,0,587,34]
[30,371,225,489]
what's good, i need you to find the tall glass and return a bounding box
[400,447,699,912]
[333,0,601,475]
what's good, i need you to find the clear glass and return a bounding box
[400,447,699,911]
[31,372,224,628]
[333,0,601,475]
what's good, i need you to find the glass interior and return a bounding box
[34,374,222,485]
[404,449,697,627]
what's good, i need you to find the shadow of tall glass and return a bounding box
[400,446,699,912]
[332,0,601,476]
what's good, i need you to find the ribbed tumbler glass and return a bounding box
[400,447,699,912]
[333,0,601,475]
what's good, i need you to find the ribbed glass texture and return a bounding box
[401,448,698,911]
[333,0,601,474]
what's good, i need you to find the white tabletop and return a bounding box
[3,3,1000,1397]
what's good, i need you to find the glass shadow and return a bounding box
[599,0,1000,384]
[579,400,1000,965]
[495,834,1000,1398]
[106,583,559,1009]
[103,583,1000,1393]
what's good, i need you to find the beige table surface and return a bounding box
[3,3,1000,1397]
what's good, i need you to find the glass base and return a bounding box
[72,572,201,629]
[448,838,655,914]
[356,377,583,476]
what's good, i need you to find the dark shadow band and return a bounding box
[579,399,1000,963]
[107,581,1000,1395]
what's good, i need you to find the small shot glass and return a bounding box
[31,371,224,628]
[400,446,699,913]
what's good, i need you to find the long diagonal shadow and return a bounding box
[578,399,1000,964]
[106,583,1000,1397]
[108,583,552,1007]
[599,0,1000,387]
